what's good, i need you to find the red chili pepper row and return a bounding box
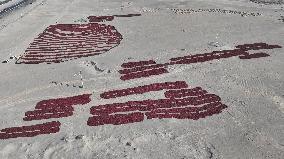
[87,14,141,23]
[87,112,144,126]
[25,106,74,116]
[120,68,168,81]
[100,81,188,99]
[121,60,157,68]
[235,43,281,51]
[119,64,167,74]
[0,121,60,139]
[164,87,208,98]
[170,49,247,63]
[35,94,92,109]
[145,103,227,120]
[238,52,270,59]
[23,111,73,121]
[113,14,142,17]
[87,16,114,22]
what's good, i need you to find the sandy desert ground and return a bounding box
[0,0,284,159]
